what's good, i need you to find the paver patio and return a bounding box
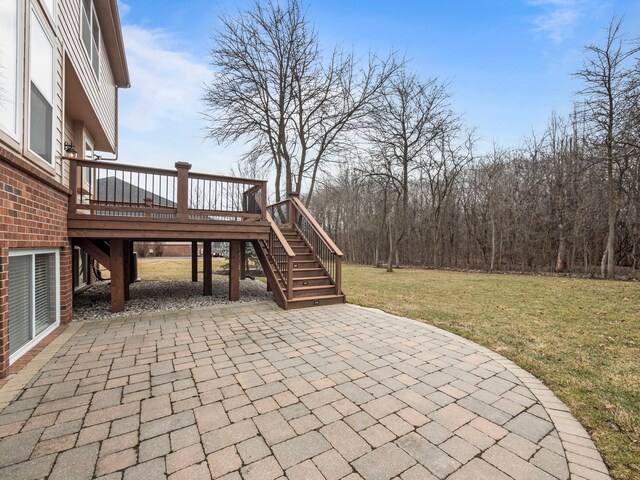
[0,302,609,479]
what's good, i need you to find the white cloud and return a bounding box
[528,0,587,42]
[119,25,210,132]
[117,0,130,17]
[116,23,246,174]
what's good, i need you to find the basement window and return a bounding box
[8,250,60,364]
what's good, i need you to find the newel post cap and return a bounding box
[175,161,192,170]
[289,191,300,198]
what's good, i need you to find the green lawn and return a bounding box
[344,265,639,480]
[135,258,639,479]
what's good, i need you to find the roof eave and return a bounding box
[95,0,131,88]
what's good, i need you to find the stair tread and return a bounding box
[278,276,329,282]
[293,285,335,291]
[288,294,345,302]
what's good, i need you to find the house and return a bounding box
[0,0,129,377]
[0,0,344,381]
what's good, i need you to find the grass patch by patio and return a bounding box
[136,257,228,281]
[132,258,639,479]
[344,265,639,480]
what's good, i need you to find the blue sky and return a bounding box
[115,0,640,174]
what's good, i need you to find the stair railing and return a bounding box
[288,193,343,295]
[265,211,295,300]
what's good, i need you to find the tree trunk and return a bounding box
[490,215,496,272]
[556,224,567,272]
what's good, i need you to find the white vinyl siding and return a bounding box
[8,250,60,363]
[0,0,21,139]
[59,0,118,152]
[29,8,55,165]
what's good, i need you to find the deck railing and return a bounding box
[67,158,267,222]
[264,212,295,299]
[267,193,343,295]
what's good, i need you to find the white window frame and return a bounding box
[81,0,100,80]
[0,0,24,143]
[8,248,60,365]
[83,134,94,188]
[27,5,56,167]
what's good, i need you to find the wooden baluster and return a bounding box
[175,161,192,219]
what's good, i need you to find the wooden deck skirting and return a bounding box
[66,157,344,312]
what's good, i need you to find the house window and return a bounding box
[29,9,55,165]
[0,0,21,139]
[8,250,59,363]
[81,0,100,78]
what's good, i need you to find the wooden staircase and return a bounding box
[254,193,345,309]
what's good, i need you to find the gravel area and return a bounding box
[73,278,274,321]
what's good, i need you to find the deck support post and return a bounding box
[240,241,246,280]
[130,246,138,283]
[229,240,240,301]
[110,239,125,313]
[191,241,198,282]
[203,241,212,296]
[123,240,131,301]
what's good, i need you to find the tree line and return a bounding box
[204,1,640,278]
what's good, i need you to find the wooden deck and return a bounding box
[67,158,270,240]
[67,158,344,312]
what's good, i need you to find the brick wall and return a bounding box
[0,151,72,378]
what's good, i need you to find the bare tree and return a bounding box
[204,0,398,205]
[574,18,640,278]
[359,67,452,271]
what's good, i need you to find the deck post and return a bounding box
[69,159,78,215]
[229,240,240,301]
[203,241,212,296]
[191,241,198,282]
[240,241,246,280]
[110,239,125,313]
[175,162,192,219]
[288,192,299,228]
[130,247,138,283]
[260,181,267,221]
[123,240,131,301]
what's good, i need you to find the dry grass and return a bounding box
[136,257,228,281]
[129,257,639,478]
[344,264,640,480]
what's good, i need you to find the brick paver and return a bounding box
[0,301,609,479]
